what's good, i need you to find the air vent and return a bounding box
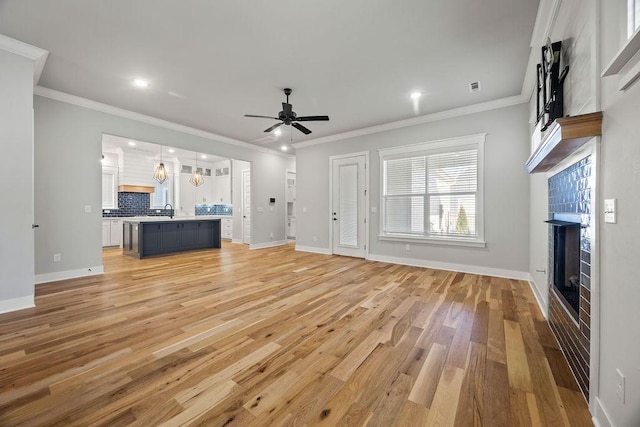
[250,135,276,144]
[469,81,481,93]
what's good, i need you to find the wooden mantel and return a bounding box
[526,112,603,173]
[118,185,155,193]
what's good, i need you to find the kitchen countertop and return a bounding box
[121,216,230,223]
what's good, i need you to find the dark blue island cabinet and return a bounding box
[123,219,221,259]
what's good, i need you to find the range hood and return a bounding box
[118,185,155,193]
[526,112,602,173]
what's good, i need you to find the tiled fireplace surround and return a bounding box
[547,156,592,399]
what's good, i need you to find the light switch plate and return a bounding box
[604,199,617,223]
[84,205,92,213]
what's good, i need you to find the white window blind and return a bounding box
[379,134,485,245]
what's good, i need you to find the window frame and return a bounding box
[378,133,486,248]
[101,165,118,209]
[629,0,640,38]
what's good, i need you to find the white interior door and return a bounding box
[242,169,251,244]
[331,155,367,258]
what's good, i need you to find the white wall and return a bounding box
[596,1,640,425]
[34,95,294,280]
[296,103,531,276]
[0,49,35,312]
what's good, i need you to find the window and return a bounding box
[151,176,171,208]
[629,0,640,37]
[379,134,485,246]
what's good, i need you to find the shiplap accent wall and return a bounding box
[118,148,157,187]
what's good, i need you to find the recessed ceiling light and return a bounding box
[281,145,288,151]
[167,148,175,153]
[132,78,149,88]
[201,154,207,159]
[128,141,136,146]
[274,128,282,136]
[410,91,422,100]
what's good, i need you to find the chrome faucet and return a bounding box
[164,203,174,219]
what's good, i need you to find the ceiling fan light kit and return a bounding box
[244,88,329,135]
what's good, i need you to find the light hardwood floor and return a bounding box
[0,243,592,426]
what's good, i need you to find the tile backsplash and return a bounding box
[195,204,232,216]
[102,192,172,217]
[103,193,232,217]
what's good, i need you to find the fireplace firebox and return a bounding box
[546,219,581,320]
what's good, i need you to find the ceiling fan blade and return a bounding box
[263,122,284,133]
[282,102,293,115]
[292,122,312,135]
[295,115,330,122]
[245,114,278,119]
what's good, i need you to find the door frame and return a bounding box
[328,151,370,258]
[285,168,296,241]
[242,168,251,244]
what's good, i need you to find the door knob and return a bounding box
[32,224,40,229]
[333,217,338,221]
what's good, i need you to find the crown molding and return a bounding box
[34,86,294,159]
[293,95,526,149]
[0,34,49,85]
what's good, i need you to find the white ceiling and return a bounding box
[0,0,540,153]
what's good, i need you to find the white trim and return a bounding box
[231,238,244,244]
[34,266,104,284]
[527,276,549,319]
[0,295,35,314]
[367,254,529,281]
[295,245,332,255]
[293,96,524,149]
[377,234,486,248]
[0,34,49,85]
[602,25,640,90]
[592,397,613,427]
[34,86,294,159]
[249,240,288,250]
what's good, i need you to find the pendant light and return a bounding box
[153,145,168,184]
[190,152,204,187]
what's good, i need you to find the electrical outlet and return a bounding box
[313,236,317,242]
[270,232,274,240]
[616,369,625,403]
[53,253,61,262]
[84,205,92,213]
[405,244,411,251]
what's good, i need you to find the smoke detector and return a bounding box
[469,81,481,93]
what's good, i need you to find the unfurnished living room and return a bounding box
[1,1,639,426]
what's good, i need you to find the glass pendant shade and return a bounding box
[190,169,204,187]
[153,162,168,184]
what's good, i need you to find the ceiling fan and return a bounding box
[244,88,329,135]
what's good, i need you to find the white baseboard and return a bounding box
[35,265,104,285]
[593,397,613,427]
[295,245,332,255]
[0,295,35,314]
[231,238,244,244]
[366,254,529,281]
[249,240,288,250]
[527,275,549,319]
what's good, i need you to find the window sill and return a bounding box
[602,28,640,90]
[378,234,486,248]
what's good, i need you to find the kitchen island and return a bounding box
[122,217,221,259]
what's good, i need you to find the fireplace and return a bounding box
[546,219,581,320]
[546,155,592,399]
